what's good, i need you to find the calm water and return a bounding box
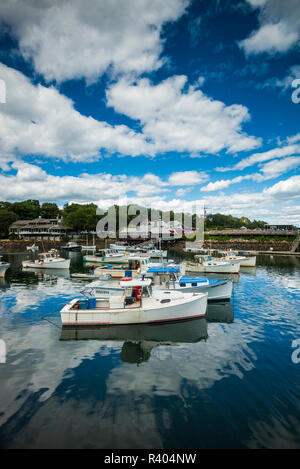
[0,251,299,449]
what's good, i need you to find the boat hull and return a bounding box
[60,293,207,326]
[22,259,70,269]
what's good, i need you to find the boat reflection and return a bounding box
[60,318,208,364]
[60,302,234,364]
[206,301,233,323]
[0,276,10,291]
[22,267,70,279]
[240,266,256,275]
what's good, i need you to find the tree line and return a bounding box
[0,199,267,238]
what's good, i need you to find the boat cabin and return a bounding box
[72,278,153,311]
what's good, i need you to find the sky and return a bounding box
[0,0,300,224]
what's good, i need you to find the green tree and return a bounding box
[63,203,99,231]
[12,200,40,219]
[40,202,59,218]
[0,208,18,237]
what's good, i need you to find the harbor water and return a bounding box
[0,252,299,448]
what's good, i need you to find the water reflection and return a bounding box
[206,301,233,323]
[0,254,299,449]
[60,318,209,364]
[22,267,70,279]
[60,303,233,364]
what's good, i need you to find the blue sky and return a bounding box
[0,0,300,224]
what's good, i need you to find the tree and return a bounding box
[0,208,17,237]
[40,202,59,219]
[12,200,40,219]
[63,203,99,231]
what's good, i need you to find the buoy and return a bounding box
[120,277,132,281]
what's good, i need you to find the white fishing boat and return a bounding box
[146,266,233,301]
[110,241,167,258]
[71,265,139,279]
[22,251,70,269]
[84,248,127,264]
[0,256,10,277]
[60,278,208,326]
[110,241,136,252]
[187,255,240,274]
[221,251,256,267]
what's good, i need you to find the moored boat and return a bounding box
[22,251,70,269]
[146,266,233,301]
[187,255,240,274]
[71,265,139,279]
[60,278,208,326]
[214,250,256,267]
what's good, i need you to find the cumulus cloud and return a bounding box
[0,163,210,203]
[240,22,298,55]
[168,171,208,186]
[0,162,174,202]
[0,0,189,83]
[240,0,300,55]
[218,142,300,171]
[259,156,300,179]
[106,76,261,155]
[0,63,156,165]
[200,175,252,192]
[1,161,299,224]
[0,63,262,164]
[263,174,300,198]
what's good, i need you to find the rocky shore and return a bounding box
[0,237,296,254]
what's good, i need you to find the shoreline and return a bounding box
[1,238,299,257]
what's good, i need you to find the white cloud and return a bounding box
[168,171,208,186]
[0,63,156,165]
[241,0,300,56]
[218,143,300,171]
[175,188,191,197]
[287,133,300,144]
[247,0,268,7]
[106,76,261,155]
[0,0,189,83]
[0,63,262,164]
[1,161,300,224]
[259,156,300,179]
[240,21,298,55]
[0,162,174,202]
[200,175,251,192]
[263,174,300,198]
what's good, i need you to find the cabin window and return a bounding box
[160,299,171,304]
[180,283,186,287]
[191,283,197,287]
